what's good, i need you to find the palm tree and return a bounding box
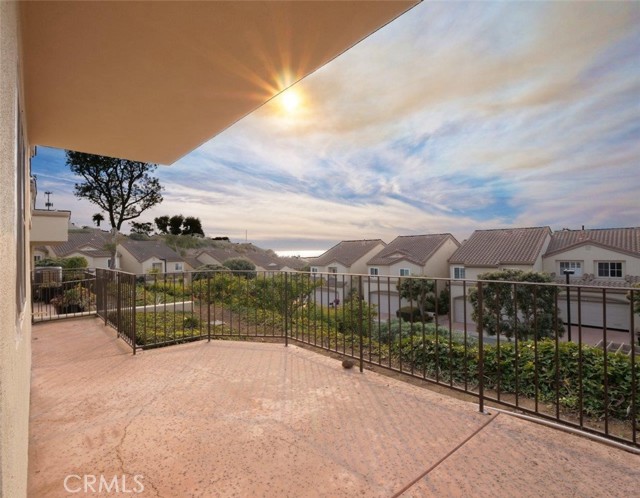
[92,213,105,227]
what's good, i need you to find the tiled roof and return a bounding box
[119,239,183,263]
[197,247,246,265]
[545,227,640,258]
[50,229,112,257]
[367,234,458,266]
[449,227,551,266]
[75,249,112,258]
[312,239,385,267]
[242,251,286,270]
[197,246,287,270]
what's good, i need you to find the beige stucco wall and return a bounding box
[423,238,460,277]
[30,209,70,244]
[117,245,142,274]
[543,244,640,278]
[351,243,386,275]
[0,2,30,496]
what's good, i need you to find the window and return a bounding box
[328,267,338,274]
[310,267,318,273]
[34,255,42,262]
[399,268,410,277]
[369,267,379,276]
[597,262,622,278]
[453,267,465,279]
[559,261,582,276]
[174,263,183,271]
[152,262,163,271]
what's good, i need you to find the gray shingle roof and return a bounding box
[449,227,551,266]
[120,239,183,263]
[312,239,385,267]
[197,246,287,270]
[50,229,112,257]
[367,234,458,266]
[545,227,640,258]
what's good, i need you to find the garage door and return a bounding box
[559,298,631,331]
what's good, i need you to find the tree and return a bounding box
[182,216,204,236]
[336,287,378,337]
[397,277,436,322]
[223,258,256,279]
[168,215,184,235]
[468,270,564,341]
[154,216,170,234]
[67,151,163,231]
[92,213,104,227]
[130,221,154,237]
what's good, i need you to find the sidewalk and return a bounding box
[29,318,639,497]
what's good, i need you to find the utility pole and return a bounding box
[44,191,53,210]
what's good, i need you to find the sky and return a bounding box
[32,2,640,257]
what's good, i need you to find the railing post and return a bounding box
[116,272,121,338]
[207,272,211,342]
[131,274,137,355]
[358,275,364,373]
[477,281,485,413]
[284,272,289,347]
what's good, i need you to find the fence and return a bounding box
[96,269,137,352]
[94,269,640,449]
[31,268,97,322]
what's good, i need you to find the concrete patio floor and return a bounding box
[29,318,639,497]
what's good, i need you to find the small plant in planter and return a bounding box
[51,285,96,314]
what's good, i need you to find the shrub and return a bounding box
[396,306,432,323]
[397,335,639,421]
[223,258,257,279]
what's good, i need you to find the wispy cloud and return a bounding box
[32,2,640,251]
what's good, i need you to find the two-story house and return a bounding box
[365,234,460,317]
[543,227,640,330]
[448,227,552,323]
[309,239,386,304]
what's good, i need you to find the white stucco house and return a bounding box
[364,233,461,318]
[448,227,552,323]
[543,227,640,330]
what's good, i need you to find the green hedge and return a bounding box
[396,335,639,420]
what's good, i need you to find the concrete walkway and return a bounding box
[29,318,639,497]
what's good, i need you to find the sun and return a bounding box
[280,88,301,113]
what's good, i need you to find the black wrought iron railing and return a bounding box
[90,269,640,448]
[31,268,96,322]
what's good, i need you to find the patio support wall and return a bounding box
[0,2,30,497]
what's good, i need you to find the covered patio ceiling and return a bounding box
[20,1,419,165]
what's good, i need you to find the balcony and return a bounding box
[29,269,639,495]
[29,317,638,496]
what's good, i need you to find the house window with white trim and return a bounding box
[328,266,338,274]
[453,267,465,279]
[559,261,582,276]
[174,263,183,271]
[597,262,622,278]
[369,267,379,276]
[399,268,410,277]
[310,267,318,273]
[152,262,163,271]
